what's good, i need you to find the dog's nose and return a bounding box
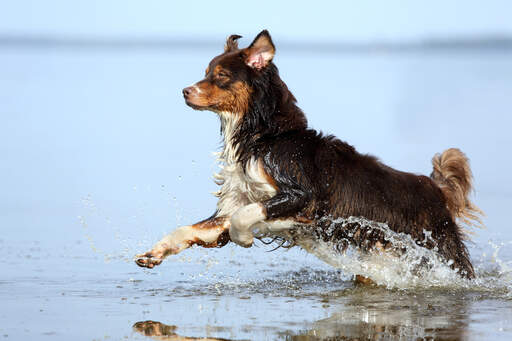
[182,86,194,97]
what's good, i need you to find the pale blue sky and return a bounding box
[1,0,511,41]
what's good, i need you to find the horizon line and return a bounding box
[1,33,512,53]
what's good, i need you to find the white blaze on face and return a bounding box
[193,84,202,94]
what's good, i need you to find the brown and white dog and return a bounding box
[135,30,483,279]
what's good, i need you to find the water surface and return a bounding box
[1,45,511,340]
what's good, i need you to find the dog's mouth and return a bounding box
[183,95,220,112]
[182,88,212,111]
[184,98,208,111]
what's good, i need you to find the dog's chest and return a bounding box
[214,158,277,217]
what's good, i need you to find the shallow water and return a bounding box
[2,236,512,340]
[1,45,512,340]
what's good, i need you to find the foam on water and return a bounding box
[295,216,512,293]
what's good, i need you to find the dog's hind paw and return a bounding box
[134,252,163,269]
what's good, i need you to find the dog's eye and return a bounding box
[217,71,230,79]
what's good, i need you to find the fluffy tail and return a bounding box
[431,148,484,234]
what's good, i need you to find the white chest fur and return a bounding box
[213,113,277,217]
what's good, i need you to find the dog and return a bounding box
[135,30,483,280]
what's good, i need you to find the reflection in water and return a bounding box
[285,288,470,340]
[283,296,468,340]
[134,288,470,341]
[133,320,235,341]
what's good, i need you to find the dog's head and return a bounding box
[182,30,275,116]
[183,30,307,141]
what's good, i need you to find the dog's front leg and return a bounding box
[230,190,311,247]
[229,203,266,247]
[135,216,230,268]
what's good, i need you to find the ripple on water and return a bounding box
[79,197,512,298]
[143,217,512,300]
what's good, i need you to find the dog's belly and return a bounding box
[214,157,277,217]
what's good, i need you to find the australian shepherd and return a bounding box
[135,30,483,280]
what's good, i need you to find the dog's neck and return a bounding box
[219,111,241,164]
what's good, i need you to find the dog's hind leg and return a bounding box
[134,216,230,268]
[355,275,375,286]
[354,241,388,286]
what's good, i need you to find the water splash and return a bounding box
[78,193,511,296]
[470,240,512,298]
[79,194,156,264]
[291,216,512,293]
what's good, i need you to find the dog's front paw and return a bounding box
[229,227,254,248]
[133,320,177,337]
[134,250,164,268]
[229,203,266,247]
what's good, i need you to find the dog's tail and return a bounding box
[430,148,484,234]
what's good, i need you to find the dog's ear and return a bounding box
[244,30,275,70]
[224,34,242,53]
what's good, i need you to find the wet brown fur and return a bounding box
[431,148,484,231]
[259,160,279,192]
[189,217,230,248]
[191,78,251,115]
[192,231,230,249]
[182,30,484,279]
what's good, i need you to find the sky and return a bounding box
[1,1,512,42]
[1,0,511,285]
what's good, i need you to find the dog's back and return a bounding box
[249,129,479,277]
